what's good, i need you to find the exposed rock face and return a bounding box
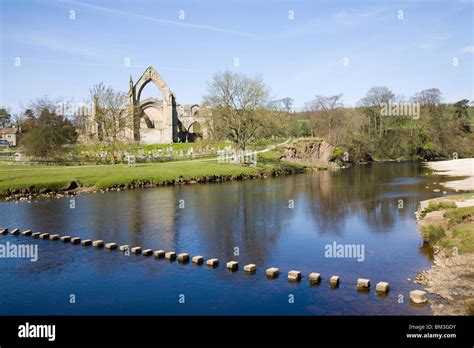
[284,139,334,163]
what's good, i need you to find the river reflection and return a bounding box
[0,162,456,315]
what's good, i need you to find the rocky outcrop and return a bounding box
[284,139,334,164]
[415,247,474,315]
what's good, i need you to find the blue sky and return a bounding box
[1,0,473,113]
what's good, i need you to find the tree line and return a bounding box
[3,70,472,162]
[204,71,473,161]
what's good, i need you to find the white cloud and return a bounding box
[25,59,205,73]
[12,34,100,58]
[62,0,260,39]
[277,7,385,39]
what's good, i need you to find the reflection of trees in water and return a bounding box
[18,162,427,267]
[184,181,290,265]
[147,188,178,249]
[306,171,349,236]
[13,162,430,279]
[22,199,71,233]
[239,182,290,264]
[123,188,179,250]
[301,163,424,236]
[136,162,425,259]
[88,194,125,240]
[84,189,180,249]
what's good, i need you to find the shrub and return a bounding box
[330,147,344,162]
[422,201,457,215]
[444,206,474,226]
[421,225,446,243]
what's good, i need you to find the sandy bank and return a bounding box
[424,158,474,191]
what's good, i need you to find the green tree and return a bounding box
[0,108,11,127]
[453,99,470,131]
[21,100,78,157]
[299,120,313,137]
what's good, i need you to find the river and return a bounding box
[0,162,457,315]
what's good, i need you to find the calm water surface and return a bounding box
[0,162,457,315]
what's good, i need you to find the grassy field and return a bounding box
[420,194,474,253]
[73,138,287,153]
[0,151,305,197]
[74,141,225,153]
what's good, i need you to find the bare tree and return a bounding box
[203,71,271,150]
[281,97,294,113]
[359,86,395,137]
[411,88,441,106]
[304,94,343,143]
[272,97,294,113]
[90,83,126,164]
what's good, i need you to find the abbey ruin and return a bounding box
[80,66,209,144]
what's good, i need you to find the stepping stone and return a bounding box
[165,252,176,260]
[10,229,20,235]
[288,270,302,282]
[39,233,50,239]
[22,230,32,236]
[357,278,370,290]
[244,264,256,273]
[92,240,104,248]
[266,267,279,278]
[0,228,8,235]
[119,245,129,252]
[206,258,218,267]
[70,237,81,244]
[410,290,428,304]
[154,250,165,258]
[81,239,92,246]
[309,272,321,284]
[192,255,204,265]
[376,282,390,293]
[131,247,142,254]
[60,236,71,242]
[105,243,117,250]
[178,253,189,263]
[142,249,153,256]
[330,275,340,288]
[32,232,41,238]
[49,234,60,240]
[226,261,238,271]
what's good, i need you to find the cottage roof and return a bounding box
[0,127,19,134]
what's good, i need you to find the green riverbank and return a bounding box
[0,152,316,201]
[416,193,474,315]
[418,194,474,253]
